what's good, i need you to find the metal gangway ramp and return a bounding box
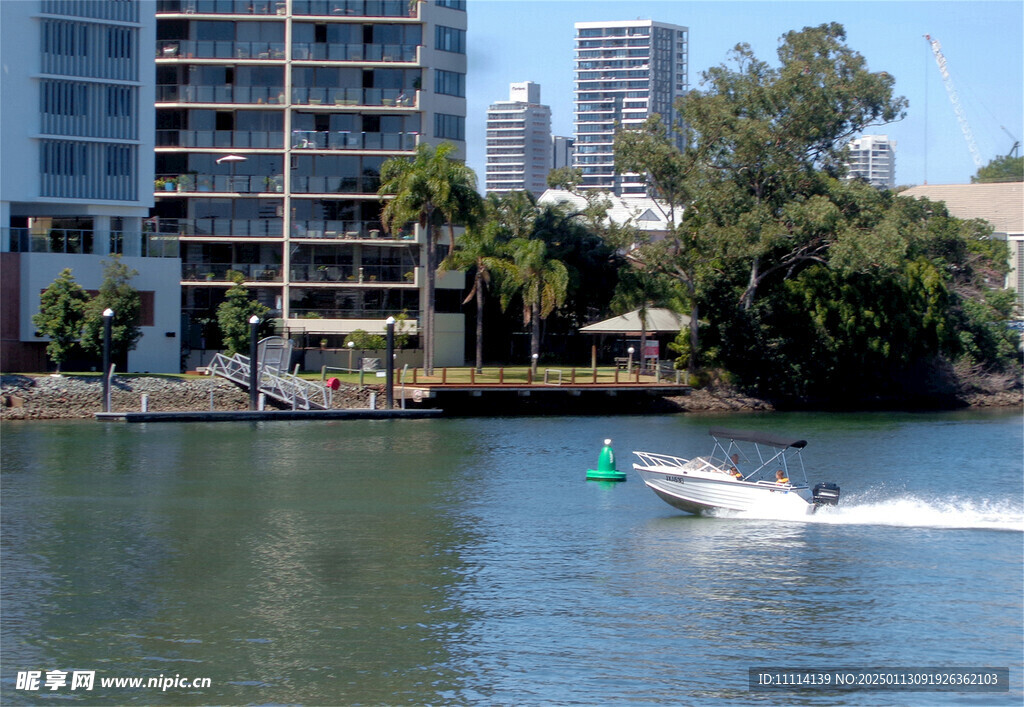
[206,337,328,410]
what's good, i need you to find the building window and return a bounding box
[106,26,132,59]
[42,141,87,176]
[434,69,465,97]
[42,20,88,56]
[435,26,465,54]
[434,113,464,141]
[105,144,131,177]
[435,0,466,9]
[106,86,132,117]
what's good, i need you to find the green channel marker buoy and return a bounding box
[586,438,627,482]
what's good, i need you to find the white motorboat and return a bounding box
[633,428,840,515]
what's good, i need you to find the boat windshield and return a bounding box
[707,429,809,485]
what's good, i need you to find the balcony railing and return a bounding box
[291,43,418,62]
[2,227,177,258]
[156,174,284,194]
[288,306,415,320]
[157,0,415,17]
[157,40,286,60]
[289,264,412,283]
[291,86,414,107]
[291,130,416,151]
[292,220,394,239]
[289,175,380,194]
[165,218,284,238]
[183,263,282,282]
[156,85,287,105]
[157,130,285,149]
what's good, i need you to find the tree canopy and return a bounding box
[32,269,89,372]
[972,154,1023,183]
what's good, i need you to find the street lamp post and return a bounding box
[347,340,355,372]
[249,315,260,410]
[627,346,635,376]
[102,308,114,412]
[385,317,395,409]
[531,352,539,378]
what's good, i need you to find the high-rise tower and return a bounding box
[154,0,468,364]
[845,135,896,190]
[485,81,552,197]
[573,19,688,195]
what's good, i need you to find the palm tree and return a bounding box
[610,266,675,372]
[439,219,505,373]
[502,234,569,375]
[379,142,480,374]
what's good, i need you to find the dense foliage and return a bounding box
[80,256,143,365]
[32,269,89,372]
[216,271,272,356]
[972,155,1023,183]
[610,23,1017,403]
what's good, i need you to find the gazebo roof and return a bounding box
[579,308,690,335]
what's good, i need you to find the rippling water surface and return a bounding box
[1,410,1021,705]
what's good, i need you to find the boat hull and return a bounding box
[633,460,815,515]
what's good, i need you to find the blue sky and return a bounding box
[464,0,1024,188]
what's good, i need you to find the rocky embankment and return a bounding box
[0,374,380,420]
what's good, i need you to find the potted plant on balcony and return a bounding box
[155,177,175,191]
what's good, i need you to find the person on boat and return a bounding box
[775,469,789,485]
[725,454,743,479]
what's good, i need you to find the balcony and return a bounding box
[165,218,284,238]
[182,263,283,282]
[291,220,411,240]
[289,264,413,283]
[291,87,415,107]
[156,174,283,194]
[2,227,177,258]
[157,40,286,60]
[156,85,287,105]
[291,130,417,151]
[156,130,284,149]
[291,43,418,62]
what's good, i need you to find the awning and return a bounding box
[579,308,690,335]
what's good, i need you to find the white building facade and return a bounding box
[846,134,896,189]
[153,0,468,368]
[485,82,552,197]
[1,0,181,373]
[573,19,688,196]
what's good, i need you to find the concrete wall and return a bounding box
[18,253,181,373]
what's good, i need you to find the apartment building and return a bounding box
[573,19,688,196]
[153,0,467,366]
[846,134,896,189]
[1,0,181,373]
[484,81,552,197]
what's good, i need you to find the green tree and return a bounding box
[609,266,677,372]
[679,23,907,311]
[216,272,271,356]
[501,234,569,372]
[344,329,387,350]
[378,142,481,375]
[32,268,89,373]
[614,115,705,370]
[972,154,1023,183]
[440,196,508,372]
[81,256,143,365]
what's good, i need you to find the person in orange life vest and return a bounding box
[775,469,789,485]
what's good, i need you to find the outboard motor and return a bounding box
[812,482,841,507]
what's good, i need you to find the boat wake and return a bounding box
[716,496,1024,532]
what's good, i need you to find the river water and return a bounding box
[1,410,1021,706]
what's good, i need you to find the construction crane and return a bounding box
[925,34,984,169]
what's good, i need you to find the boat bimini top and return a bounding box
[707,427,809,486]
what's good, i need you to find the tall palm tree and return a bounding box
[610,266,674,372]
[378,142,480,374]
[439,218,505,373]
[502,234,569,375]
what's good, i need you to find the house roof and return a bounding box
[537,189,681,233]
[901,182,1023,236]
[579,308,691,334]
